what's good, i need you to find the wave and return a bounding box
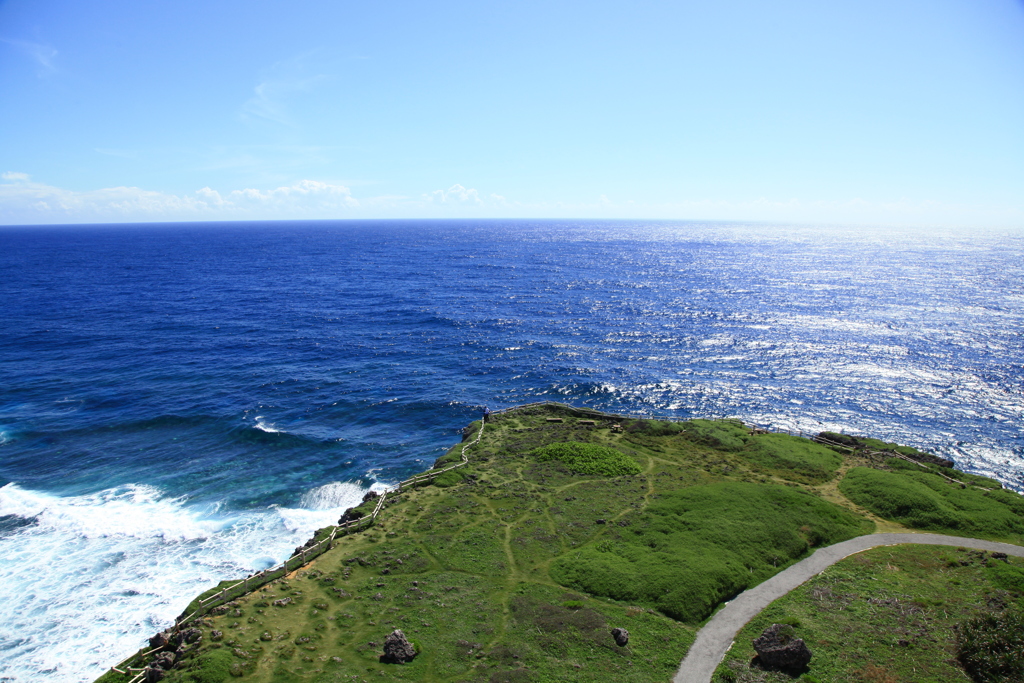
[253,416,281,433]
[0,477,379,682]
[297,479,389,511]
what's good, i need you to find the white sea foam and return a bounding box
[253,416,280,433]
[0,478,378,683]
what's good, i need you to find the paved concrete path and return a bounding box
[673,533,1024,683]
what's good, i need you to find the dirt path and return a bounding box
[673,532,1024,683]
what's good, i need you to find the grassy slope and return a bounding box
[714,545,1024,683]
[96,404,1022,683]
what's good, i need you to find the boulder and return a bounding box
[381,629,417,664]
[611,627,629,647]
[144,667,166,683]
[338,507,363,524]
[752,624,812,673]
[151,651,176,670]
[149,631,171,650]
[362,490,379,503]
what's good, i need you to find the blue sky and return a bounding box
[1,0,1022,226]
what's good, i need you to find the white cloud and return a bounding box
[241,53,331,127]
[425,184,483,204]
[0,178,360,224]
[2,175,1016,228]
[1,39,58,75]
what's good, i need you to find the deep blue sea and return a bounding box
[1,220,1023,681]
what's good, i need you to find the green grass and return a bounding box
[955,605,1024,683]
[550,481,870,623]
[98,402,1024,683]
[531,441,641,476]
[839,466,1024,543]
[680,419,750,452]
[740,433,843,485]
[714,545,1024,683]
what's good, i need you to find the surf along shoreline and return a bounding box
[96,402,1024,683]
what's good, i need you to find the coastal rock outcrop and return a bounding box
[752,623,812,673]
[152,652,176,669]
[380,629,417,663]
[338,507,363,524]
[143,651,176,681]
[149,631,171,650]
[611,627,629,646]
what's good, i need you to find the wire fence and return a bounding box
[108,416,489,679]
[107,400,926,678]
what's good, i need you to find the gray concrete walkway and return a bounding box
[673,533,1024,683]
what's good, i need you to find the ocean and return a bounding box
[1,220,1022,681]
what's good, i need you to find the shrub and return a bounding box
[839,467,1024,543]
[183,648,234,683]
[987,561,1024,594]
[551,481,868,623]
[955,607,1024,682]
[681,419,749,451]
[531,442,641,476]
[433,468,465,487]
[742,434,843,484]
[647,420,685,436]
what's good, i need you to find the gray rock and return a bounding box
[752,623,812,673]
[611,627,629,646]
[151,651,176,670]
[149,631,171,650]
[381,629,417,664]
[338,508,363,524]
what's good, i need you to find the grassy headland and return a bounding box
[714,544,1024,683]
[96,403,1024,683]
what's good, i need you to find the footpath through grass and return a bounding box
[95,403,1024,683]
[714,545,1024,683]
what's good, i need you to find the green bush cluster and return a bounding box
[550,481,868,623]
[986,560,1024,594]
[629,420,686,437]
[839,467,1024,542]
[955,606,1024,683]
[531,442,641,477]
[741,433,843,484]
[180,647,234,683]
[432,468,465,487]
[680,419,749,451]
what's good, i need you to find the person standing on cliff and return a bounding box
[483,406,490,423]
